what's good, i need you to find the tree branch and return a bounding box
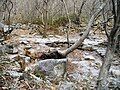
[61,1,108,56]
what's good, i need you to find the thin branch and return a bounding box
[61,0,71,48]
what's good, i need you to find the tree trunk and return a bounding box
[97,46,113,90]
[77,0,86,24]
[44,1,48,30]
[97,0,120,89]
[97,27,120,90]
[62,0,71,48]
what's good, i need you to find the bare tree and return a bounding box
[97,0,120,89]
[60,0,71,47]
[2,0,13,24]
[77,0,86,25]
[43,0,50,30]
[0,0,13,40]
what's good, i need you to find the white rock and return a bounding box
[97,48,106,56]
[13,47,18,54]
[110,69,120,77]
[59,81,77,90]
[84,55,95,60]
[7,71,23,78]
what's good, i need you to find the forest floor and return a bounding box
[0,24,119,90]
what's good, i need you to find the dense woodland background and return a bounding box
[0,0,93,24]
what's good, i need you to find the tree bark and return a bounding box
[77,0,86,24]
[97,0,120,89]
[97,46,113,90]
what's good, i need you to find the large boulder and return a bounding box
[38,59,67,78]
[26,59,67,80]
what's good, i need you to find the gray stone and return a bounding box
[54,63,66,77]
[96,47,106,56]
[37,59,67,78]
[110,69,120,77]
[83,52,95,60]
[24,45,32,49]
[0,38,4,42]
[4,44,18,54]
[19,38,29,44]
[58,81,77,90]
[84,55,95,60]
[15,23,22,29]
[7,71,23,78]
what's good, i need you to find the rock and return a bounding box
[7,71,23,78]
[83,38,102,46]
[110,69,120,77]
[82,36,107,52]
[0,38,4,42]
[8,54,18,60]
[96,47,106,56]
[68,72,81,82]
[21,24,28,30]
[35,59,67,79]
[84,55,95,60]
[79,32,83,36]
[0,76,5,87]
[0,22,4,30]
[24,45,32,49]
[19,38,29,45]
[15,23,22,29]
[58,81,77,90]
[108,77,120,89]
[80,23,86,27]
[82,45,94,51]
[4,44,18,54]
[3,25,13,34]
[12,47,18,54]
[1,44,18,55]
[4,45,13,54]
[83,53,95,60]
[48,35,54,37]
[54,63,66,77]
[112,61,120,65]
[24,56,31,63]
